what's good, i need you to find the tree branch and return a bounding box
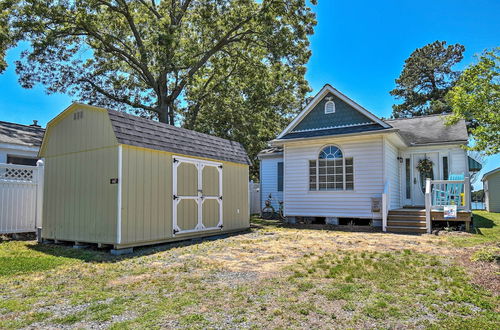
[80,77,156,112]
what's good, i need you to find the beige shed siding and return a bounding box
[222,163,249,230]
[120,146,249,246]
[121,146,172,244]
[384,138,401,209]
[284,135,384,219]
[41,105,117,157]
[485,172,500,212]
[42,147,118,243]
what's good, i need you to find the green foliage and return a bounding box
[0,0,14,73]
[472,189,485,202]
[446,48,500,155]
[3,0,317,171]
[390,41,465,118]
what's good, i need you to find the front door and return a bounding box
[412,152,439,206]
[172,156,223,235]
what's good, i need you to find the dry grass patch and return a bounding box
[0,215,498,328]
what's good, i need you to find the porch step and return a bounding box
[387,209,429,233]
[387,214,426,220]
[388,210,425,216]
[387,220,426,227]
[386,226,427,233]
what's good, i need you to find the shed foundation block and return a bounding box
[73,242,89,249]
[111,248,134,256]
[326,217,339,225]
[286,216,296,224]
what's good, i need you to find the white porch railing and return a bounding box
[0,161,44,234]
[424,177,470,233]
[382,180,390,232]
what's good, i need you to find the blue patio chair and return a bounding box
[433,174,465,206]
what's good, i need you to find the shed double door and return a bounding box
[172,156,223,235]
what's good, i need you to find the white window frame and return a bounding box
[309,145,353,191]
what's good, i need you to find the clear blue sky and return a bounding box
[0,0,498,189]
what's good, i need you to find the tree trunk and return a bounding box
[158,106,168,124]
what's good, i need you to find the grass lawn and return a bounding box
[0,213,499,329]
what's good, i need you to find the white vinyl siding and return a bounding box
[260,156,284,210]
[384,139,401,209]
[284,135,384,219]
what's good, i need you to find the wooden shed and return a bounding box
[39,103,250,252]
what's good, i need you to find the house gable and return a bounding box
[277,84,390,140]
[292,92,376,132]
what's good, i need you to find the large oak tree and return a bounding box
[2,0,316,175]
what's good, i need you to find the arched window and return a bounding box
[309,145,354,191]
[325,100,335,114]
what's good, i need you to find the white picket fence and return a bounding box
[0,161,44,234]
[249,180,260,215]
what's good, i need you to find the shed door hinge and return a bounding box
[173,195,178,200]
[173,229,179,234]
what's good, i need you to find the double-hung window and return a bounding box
[309,146,353,191]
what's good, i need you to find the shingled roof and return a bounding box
[107,110,250,165]
[384,114,468,146]
[0,121,45,147]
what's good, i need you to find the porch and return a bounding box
[382,177,472,233]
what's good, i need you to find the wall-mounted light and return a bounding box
[397,157,403,164]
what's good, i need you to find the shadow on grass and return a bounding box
[251,217,381,233]
[24,229,251,264]
[472,213,497,235]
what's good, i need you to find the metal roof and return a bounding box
[280,123,387,140]
[0,120,45,147]
[107,110,251,165]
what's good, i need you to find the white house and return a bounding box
[259,84,477,232]
[482,168,500,213]
[0,120,44,165]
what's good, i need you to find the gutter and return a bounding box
[257,152,284,160]
[408,140,468,147]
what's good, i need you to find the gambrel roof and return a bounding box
[40,103,250,165]
[107,109,251,165]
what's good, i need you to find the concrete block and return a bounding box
[326,217,339,225]
[286,216,296,224]
[110,248,133,255]
[36,228,42,243]
[73,243,89,249]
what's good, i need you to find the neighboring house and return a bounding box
[39,103,250,253]
[482,168,500,212]
[259,84,478,231]
[0,120,45,164]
